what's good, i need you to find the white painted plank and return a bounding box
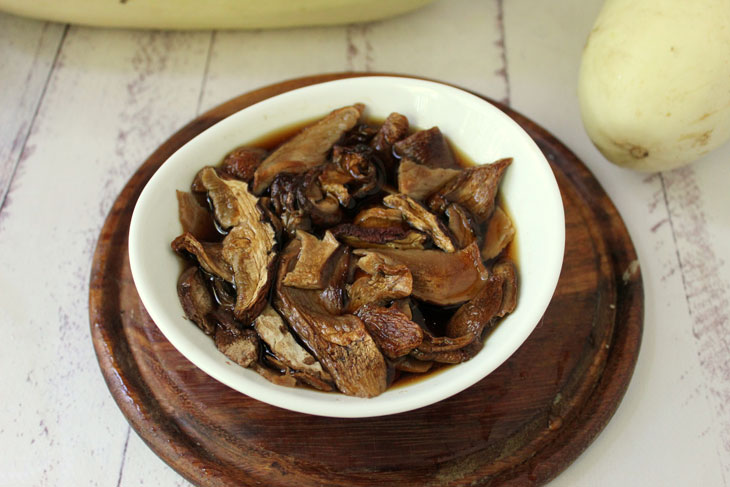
[346,0,506,100]
[503,0,728,485]
[198,27,349,113]
[0,26,210,487]
[0,12,65,208]
[199,0,506,115]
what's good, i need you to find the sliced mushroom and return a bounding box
[393,126,459,169]
[346,252,413,312]
[220,146,268,182]
[493,260,518,317]
[446,203,477,249]
[318,163,354,207]
[482,206,516,260]
[416,329,475,353]
[331,144,384,199]
[397,159,460,201]
[353,207,406,228]
[355,304,423,359]
[177,266,216,335]
[274,239,388,398]
[296,169,343,227]
[282,230,340,290]
[214,318,260,368]
[252,104,364,194]
[269,173,312,237]
[198,167,277,324]
[371,112,409,155]
[391,355,433,374]
[319,245,351,316]
[428,158,512,223]
[254,304,333,391]
[445,259,517,339]
[390,298,413,320]
[410,338,485,364]
[331,223,428,250]
[223,225,277,324]
[171,233,234,283]
[354,241,488,306]
[175,190,219,242]
[383,193,455,252]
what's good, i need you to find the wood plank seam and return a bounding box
[195,31,216,117]
[115,426,132,487]
[659,168,730,483]
[494,0,510,107]
[0,22,69,215]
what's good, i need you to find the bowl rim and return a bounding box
[128,75,565,418]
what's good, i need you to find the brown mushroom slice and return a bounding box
[282,230,340,290]
[254,304,334,390]
[296,169,343,227]
[257,197,285,241]
[397,159,460,201]
[429,158,512,223]
[446,203,477,249]
[391,355,433,374]
[416,329,475,353]
[199,167,258,229]
[383,194,455,253]
[220,146,268,182]
[214,323,260,368]
[223,225,277,324]
[252,104,365,194]
[198,167,278,324]
[171,233,234,283]
[390,299,413,320]
[346,252,413,312]
[318,245,351,316]
[275,239,388,398]
[410,338,484,364]
[331,223,428,250]
[445,259,517,339]
[177,267,216,336]
[371,112,409,153]
[494,260,518,317]
[318,164,354,207]
[269,173,312,237]
[482,206,516,260]
[393,126,459,169]
[176,190,219,242]
[353,207,406,228]
[331,144,383,198]
[355,304,423,359]
[353,241,488,306]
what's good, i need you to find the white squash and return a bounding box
[0,0,435,30]
[578,0,730,172]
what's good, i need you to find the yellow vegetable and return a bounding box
[578,0,730,172]
[0,0,436,30]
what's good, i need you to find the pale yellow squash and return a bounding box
[578,0,730,172]
[0,0,436,30]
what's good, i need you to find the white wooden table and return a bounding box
[1,1,729,485]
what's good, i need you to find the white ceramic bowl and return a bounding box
[129,76,565,418]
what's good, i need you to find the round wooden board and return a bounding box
[89,73,643,487]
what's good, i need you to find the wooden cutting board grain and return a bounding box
[89,73,643,487]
